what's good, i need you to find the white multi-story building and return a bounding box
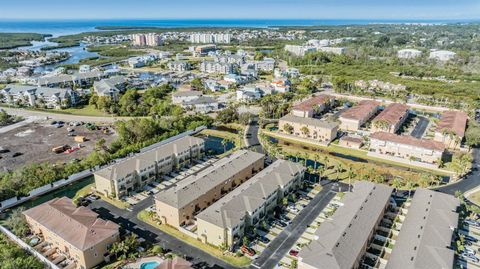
[190,33,233,44]
[132,33,162,46]
[284,45,316,57]
[429,50,456,61]
[167,61,191,72]
[200,61,234,74]
[1,84,78,108]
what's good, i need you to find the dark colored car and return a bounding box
[289,249,299,257]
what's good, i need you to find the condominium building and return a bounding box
[279,114,339,143]
[0,84,78,108]
[192,45,217,57]
[132,33,163,46]
[23,197,120,269]
[154,150,265,228]
[292,95,334,118]
[190,33,232,44]
[370,132,445,165]
[196,160,305,248]
[94,136,205,199]
[200,61,234,74]
[434,110,468,149]
[339,100,380,131]
[429,50,456,62]
[298,181,394,269]
[386,189,459,269]
[371,103,409,133]
[284,45,316,57]
[93,76,127,101]
[317,47,346,55]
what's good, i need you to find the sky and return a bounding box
[0,0,479,20]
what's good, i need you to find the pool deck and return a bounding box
[123,256,164,269]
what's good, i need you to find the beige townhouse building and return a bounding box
[279,114,339,143]
[298,182,394,269]
[371,103,409,134]
[196,159,305,248]
[23,197,120,269]
[339,100,380,131]
[370,132,445,165]
[154,150,265,228]
[94,136,205,199]
[434,110,468,149]
[291,95,334,118]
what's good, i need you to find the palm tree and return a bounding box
[346,165,354,192]
[221,137,232,153]
[283,123,294,134]
[317,166,325,181]
[300,126,310,137]
[335,163,343,181]
[323,156,330,170]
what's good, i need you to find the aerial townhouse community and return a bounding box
[23,197,120,269]
[0,84,78,108]
[94,136,205,199]
[196,159,305,249]
[296,181,460,269]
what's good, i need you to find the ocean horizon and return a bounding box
[0,18,478,37]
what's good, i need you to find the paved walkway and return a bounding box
[0,116,39,134]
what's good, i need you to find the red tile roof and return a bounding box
[372,103,409,126]
[340,100,380,120]
[371,132,445,151]
[23,197,119,251]
[293,95,333,111]
[436,110,468,137]
[156,257,193,269]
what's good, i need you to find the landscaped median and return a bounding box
[263,129,452,177]
[137,210,252,267]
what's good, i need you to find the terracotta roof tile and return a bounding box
[340,100,380,120]
[436,110,468,137]
[371,132,445,151]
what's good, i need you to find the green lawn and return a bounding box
[469,191,480,206]
[137,210,252,267]
[61,105,111,117]
[72,183,94,203]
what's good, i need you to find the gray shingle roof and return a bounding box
[386,189,459,269]
[2,84,71,99]
[155,150,265,209]
[94,136,204,182]
[196,159,305,229]
[298,181,393,269]
[280,114,339,130]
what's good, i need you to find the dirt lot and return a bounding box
[0,120,117,172]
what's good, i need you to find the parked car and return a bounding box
[289,249,299,257]
[465,235,478,243]
[461,252,479,263]
[465,219,480,228]
[258,236,270,244]
[241,246,255,256]
[463,247,476,256]
[275,221,287,228]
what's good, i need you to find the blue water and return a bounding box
[140,261,160,269]
[0,19,477,37]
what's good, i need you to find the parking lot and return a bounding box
[457,217,480,268]
[118,156,219,208]
[238,184,326,260]
[0,119,117,171]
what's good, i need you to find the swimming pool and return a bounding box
[140,261,160,269]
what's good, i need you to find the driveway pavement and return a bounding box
[250,182,338,269]
[410,116,429,138]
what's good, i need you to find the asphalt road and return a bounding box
[410,116,429,138]
[436,148,480,195]
[251,182,339,269]
[90,197,234,269]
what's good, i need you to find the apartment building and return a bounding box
[0,84,78,108]
[397,49,422,59]
[200,61,234,74]
[370,132,445,165]
[279,114,339,143]
[371,103,409,133]
[181,96,219,114]
[132,33,163,46]
[284,45,316,57]
[167,61,191,72]
[339,100,380,131]
[434,110,468,149]
[23,197,120,269]
[192,45,217,57]
[94,136,205,199]
[291,95,334,118]
[196,160,305,248]
[298,181,394,269]
[386,189,459,269]
[154,150,265,228]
